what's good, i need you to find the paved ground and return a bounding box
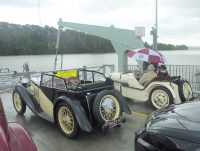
[0,92,153,151]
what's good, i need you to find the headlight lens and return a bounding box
[136,127,145,136]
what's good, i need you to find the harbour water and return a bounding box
[0,50,200,72]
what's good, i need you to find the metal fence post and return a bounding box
[111,64,115,73]
[83,66,87,80]
[102,65,106,74]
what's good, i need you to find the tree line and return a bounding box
[0,22,115,55]
[144,42,188,50]
[0,22,188,56]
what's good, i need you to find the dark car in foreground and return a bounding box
[12,69,131,138]
[135,101,200,151]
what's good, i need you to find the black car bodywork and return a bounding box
[13,69,131,138]
[135,101,200,151]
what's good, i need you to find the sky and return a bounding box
[0,0,200,46]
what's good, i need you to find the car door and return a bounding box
[39,74,54,118]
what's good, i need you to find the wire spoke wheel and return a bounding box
[13,92,22,112]
[56,103,78,138]
[99,95,120,122]
[58,106,74,134]
[12,90,26,115]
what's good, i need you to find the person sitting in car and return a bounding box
[139,64,157,87]
[158,64,169,80]
[66,77,81,89]
[143,62,158,73]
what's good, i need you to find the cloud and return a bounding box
[159,0,200,22]
[0,0,54,8]
[0,0,199,45]
[77,0,154,14]
[160,0,200,9]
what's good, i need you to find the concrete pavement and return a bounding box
[0,92,151,151]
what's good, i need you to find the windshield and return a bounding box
[78,70,106,82]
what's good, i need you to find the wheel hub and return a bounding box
[152,89,169,109]
[102,98,114,110]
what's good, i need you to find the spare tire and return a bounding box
[179,80,193,102]
[93,90,122,126]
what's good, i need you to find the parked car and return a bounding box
[110,72,193,109]
[0,97,37,151]
[135,101,200,151]
[12,69,131,138]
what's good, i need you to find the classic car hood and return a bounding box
[146,101,200,143]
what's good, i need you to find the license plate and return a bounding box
[106,118,121,128]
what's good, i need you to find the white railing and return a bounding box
[126,64,200,94]
[0,64,115,93]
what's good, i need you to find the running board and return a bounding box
[37,112,54,123]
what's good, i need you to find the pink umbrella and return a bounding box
[127,48,166,64]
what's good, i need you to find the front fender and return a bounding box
[147,82,181,104]
[111,89,131,114]
[8,123,37,151]
[14,84,36,113]
[54,96,92,132]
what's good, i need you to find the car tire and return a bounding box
[56,102,78,138]
[12,90,26,115]
[179,80,193,102]
[93,90,122,126]
[149,86,173,110]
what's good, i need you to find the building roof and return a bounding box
[58,21,144,51]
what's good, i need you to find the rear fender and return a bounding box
[54,96,92,132]
[111,89,131,114]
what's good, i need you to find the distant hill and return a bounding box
[144,42,188,51]
[189,46,200,50]
[0,22,115,55]
[0,22,190,55]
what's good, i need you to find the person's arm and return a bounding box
[139,74,146,85]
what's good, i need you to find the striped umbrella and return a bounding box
[127,48,166,64]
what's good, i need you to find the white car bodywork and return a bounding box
[111,72,193,109]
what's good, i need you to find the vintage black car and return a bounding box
[12,69,131,138]
[135,101,200,151]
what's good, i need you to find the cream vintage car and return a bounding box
[110,71,193,109]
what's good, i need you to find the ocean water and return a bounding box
[0,50,199,72]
